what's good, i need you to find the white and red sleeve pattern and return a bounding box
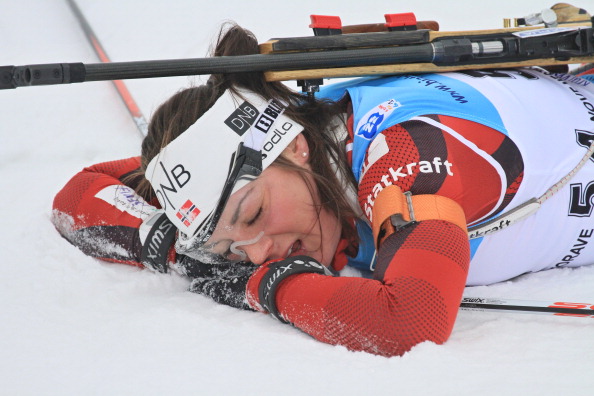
[356,114,524,224]
[52,157,159,267]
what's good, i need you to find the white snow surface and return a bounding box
[2,0,594,394]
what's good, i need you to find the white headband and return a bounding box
[145,88,304,238]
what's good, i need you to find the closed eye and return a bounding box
[246,206,262,226]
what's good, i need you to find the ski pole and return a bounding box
[460,297,594,317]
[64,0,148,137]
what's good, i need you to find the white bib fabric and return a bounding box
[322,68,594,285]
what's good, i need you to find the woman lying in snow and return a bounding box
[52,24,594,357]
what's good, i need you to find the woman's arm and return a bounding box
[52,157,164,268]
[247,188,469,357]
[244,116,502,356]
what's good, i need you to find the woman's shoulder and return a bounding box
[82,156,141,176]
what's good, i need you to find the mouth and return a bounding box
[287,239,304,257]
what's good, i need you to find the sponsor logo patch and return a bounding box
[224,101,260,136]
[362,157,454,221]
[355,99,401,140]
[95,185,156,220]
[253,99,285,134]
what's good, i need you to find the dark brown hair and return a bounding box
[132,22,358,243]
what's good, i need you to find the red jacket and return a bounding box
[53,112,516,356]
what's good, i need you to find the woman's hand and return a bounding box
[186,258,258,310]
[246,256,334,322]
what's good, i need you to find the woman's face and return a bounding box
[204,136,342,266]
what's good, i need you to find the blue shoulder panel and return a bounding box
[320,74,506,180]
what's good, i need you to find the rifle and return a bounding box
[1,4,592,91]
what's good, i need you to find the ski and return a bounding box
[64,0,148,137]
[0,6,592,89]
[460,297,594,317]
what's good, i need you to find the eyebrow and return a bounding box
[231,187,254,226]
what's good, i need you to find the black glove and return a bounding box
[139,211,257,310]
[184,256,258,310]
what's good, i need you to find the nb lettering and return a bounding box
[155,161,191,211]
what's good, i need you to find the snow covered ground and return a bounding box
[1,0,594,394]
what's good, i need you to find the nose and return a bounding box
[241,234,274,265]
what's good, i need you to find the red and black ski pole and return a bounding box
[64,0,148,137]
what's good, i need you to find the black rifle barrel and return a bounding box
[1,44,435,89]
[2,27,592,90]
[87,44,436,79]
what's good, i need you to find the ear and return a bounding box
[281,133,311,168]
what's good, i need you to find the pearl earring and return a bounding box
[302,152,308,157]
